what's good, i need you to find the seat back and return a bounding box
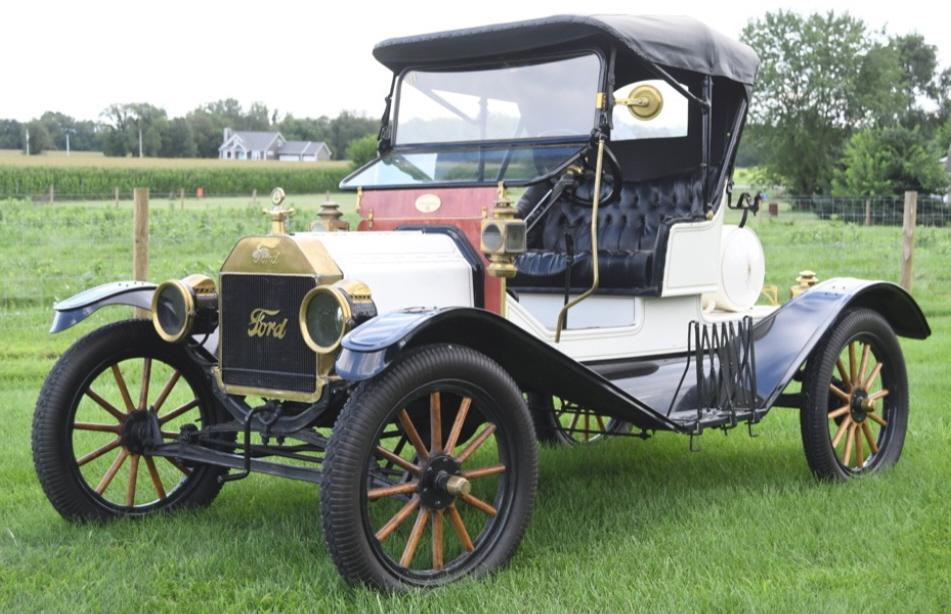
[532,172,704,253]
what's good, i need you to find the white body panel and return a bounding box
[516,294,636,329]
[312,231,474,314]
[661,202,723,296]
[506,294,776,361]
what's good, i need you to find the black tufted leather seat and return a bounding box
[512,172,704,295]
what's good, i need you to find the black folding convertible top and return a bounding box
[373,14,759,88]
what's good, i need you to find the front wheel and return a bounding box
[32,320,229,520]
[320,344,538,590]
[800,309,908,480]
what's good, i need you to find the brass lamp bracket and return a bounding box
[615,84,664,120]
[265,187,295,235]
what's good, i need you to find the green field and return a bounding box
[0,151,352,170]
[0,197,949,611]
[0,152,352,200]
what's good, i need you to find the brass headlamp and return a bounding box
[299,280,376,354]
[151,274,218,343]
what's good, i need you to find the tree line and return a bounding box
[0,100,378,161]
[739,11,951,196]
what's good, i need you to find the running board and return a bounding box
[591,318,760,433]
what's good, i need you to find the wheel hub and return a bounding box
[849,389,869,423]
[120,409,161,455]
[418,455,467,510]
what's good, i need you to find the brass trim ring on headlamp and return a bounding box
[299,286,353,354]
[151,279,196,343]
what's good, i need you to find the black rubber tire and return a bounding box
[320,344,538,591]
[32,319,229,521]
[527,392,630,445]
[800,309,908,480]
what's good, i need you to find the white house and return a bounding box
[219,129,332,161]
[278,140,332,162]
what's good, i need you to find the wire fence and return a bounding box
[774,194,951,227]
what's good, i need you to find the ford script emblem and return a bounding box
[247,308,288,339]
[251,244,280,265]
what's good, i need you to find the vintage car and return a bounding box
[33,15,930,590]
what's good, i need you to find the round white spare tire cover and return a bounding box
[714,225,765,312]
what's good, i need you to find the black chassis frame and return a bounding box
[146,343,338,486]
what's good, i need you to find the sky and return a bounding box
[2,0,949,123]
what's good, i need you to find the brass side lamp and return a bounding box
[481,182,526,278]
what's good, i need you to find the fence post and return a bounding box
[133,188,150,319]
[252,188,258,206]
[864,199,871,226]
[900,191,917,293]
[179,188,185,210]
[48,184,54,204]
[114,187,119,207]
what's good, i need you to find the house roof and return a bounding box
[279,141,329,156]
[220,131,283,152]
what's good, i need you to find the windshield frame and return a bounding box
[389,48,607,149]
[339,142,588,191]
[340,49,607,191]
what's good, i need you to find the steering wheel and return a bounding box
[567,144,623,206]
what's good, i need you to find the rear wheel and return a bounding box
[800,309,908,480]
[32,320,228,520]
[527,393,630,445]
[321,345,537,590]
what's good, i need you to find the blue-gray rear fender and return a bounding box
[751,278,929,409]
[50,281,156,333]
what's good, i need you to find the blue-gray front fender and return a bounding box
[50,281,156,333]
[336,307,682,431]
[752,278,929,408]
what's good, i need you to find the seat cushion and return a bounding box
[514,250,653,291]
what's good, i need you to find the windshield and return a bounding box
[394,54,601,145]
[340,53,601,190]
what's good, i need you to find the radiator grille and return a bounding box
[219,274,317,393]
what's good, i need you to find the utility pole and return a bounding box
[138,127,143,158]
[25,127,30,156]
[65,128,76,156]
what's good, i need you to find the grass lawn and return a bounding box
[0,197,949,611]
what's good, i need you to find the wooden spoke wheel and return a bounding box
[800,309,908,480]
[321,345,537,590]
[527,393,630,445]
[33,320,229,520]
